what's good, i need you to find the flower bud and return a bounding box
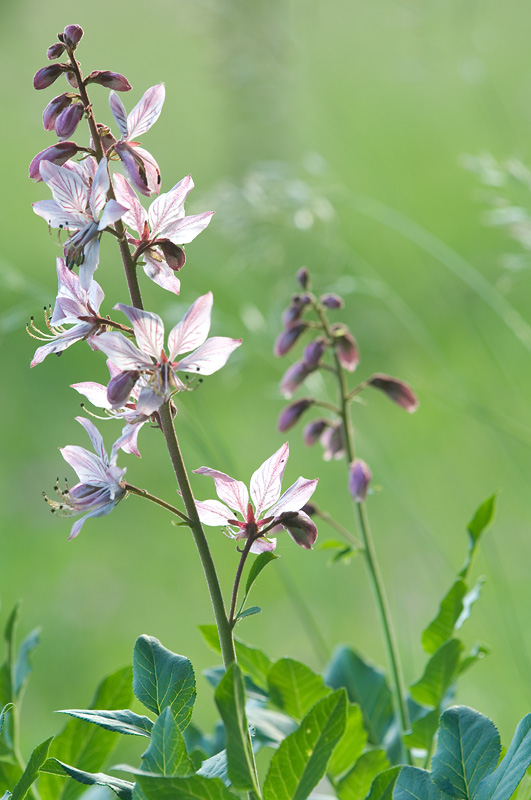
[55,103,84,139]
[43,93,71,130]
[280,360,311,398]
[321,293,344,310]
[159,240,186,271]
[273,322,306,357]
[277,510,318,549]
[47,43,66,60]
[278,398,314,432]
[303,337,326,369]
[282,294,311,327]
[62,24,84,49]
[348,459,372,502]
[296,266,310,289]
[303,418,329,446]
[85,70,132,91]
[331,324,359,372]
[320,421,346,461]
[107,370,140,408]
[65,72,79,89]
[33,64,65,90]
[367,373,419,413]
[29,142,80,180]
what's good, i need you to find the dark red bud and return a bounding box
[296,266,310,289]
[33,64,65,90]
[348,459,372,502]
[85,70,132,91]
[321,293,344,310]
[29,142,80,180]
[277,398,314,432]
[367,373,419,413]
[303,418,329,446]
[107,370,140,408]
[277,510,318,549]
[43,93,71,130]
[280,360,312,398]
[55,103,83,139]
[273,322,307,357]
[303,337,326,369]
[159,240,186,271]
[47,43,66,60]
[331,323,359,372]
[63,24,84,48]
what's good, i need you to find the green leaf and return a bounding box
[395,766,447,800]
[0,605,20,709]
[139,707,194,777]
[431,706,501,799]
[13,629,40,700]
[10,737,53,800]
[476,713,531,800]
[243,552,279,603]
[324,647,394,746]
[0,705,12,738]
[263,689,347,800]
[235,607,261,621]
[267,658,330,720]
[410,639,464,708]
[460,495,496,579]
[199,626,272,689]
[197,751,228,783]
[57,709,153,738]
[327,704,366,779]
[403,707,440,751]
[135,773,238,800]
[365,766,401,800]
[0,762,21,796]
[38,666,133,800]
[133,636,196,728]
[246,704,297,747]
[41,758,133,799]
[421,581,467,655]
[214,664,259,793]
[336,750,389,800]
[459,644,489,676]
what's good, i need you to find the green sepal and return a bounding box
[133,636,196,728]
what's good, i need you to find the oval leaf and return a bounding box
[133,636,195,729]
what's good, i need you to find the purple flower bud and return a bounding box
[33,64,65,90]
[65,72,79,89]
[47,43,66,60]
[280,360,312,398]
[303,418,329,446]
[296,267,310,289]
[367,373,419,413]
[321,293,344,310]
[84,70,132,91]
[277,510,318,549]
[331,324,359,372]
[273,322,307,357]
[63,24,84,49]
[303,337,326,369]
[320,421,346,461]
[301,502,317,516]
[159,240,186,271]
[55,103,84,140]
[278,398,314,432]
[43,93,71,131]
[348,459,372,502]
[282,294,311,327]
[107,370,140,408]
[29,142,80,180]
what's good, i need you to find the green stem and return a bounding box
[157,403,236,667]
[314,507,364,550]
[124,483,191,523]
[229,535,255,626]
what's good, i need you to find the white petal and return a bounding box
[33,199,85,229]
[40,161,90,219]
[30,326,89,366]
[250,443,289,517]
[142,253,181,295]
[193,467,249,517]
[68,500,118,540]
[71,381,112,409]
[194,498,234,527]
[76,416,108,464]
[89,157,110,218]
[127,84,165,140]
[166,211,214,245]
[135,385,165,416]
[87,276,104,315]
[90,331,150,370]
[167,293,213,360]
[60,444,108,485]
[176,336,241,376]
[78,237,101,290]
[113,304,165,358]
[250,537,277,554]
[109,91,128,137]
[98,199,128,230]
[114,421,145,458]
[148,174,194,237]
[267,477,318,518]
[113,173,147,234]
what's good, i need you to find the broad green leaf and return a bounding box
[139,707,194,777]
[57,709,153,738]
[327,704,366,779]
[421,581,467,655]
[243,552,279,604]
[325,647,394,746]
[267,658,330,720]
[246,703,297,747]
[197,751,228,783]
[337,750,389,800]
[0,762,21,796]
[410,639,464,708]
[476,713,531,800]
[13,629,40,700]
[403,707,440,751]
[263,689,347,800]
[459,495,496,579]
[214,664,259,794]
[136,773,238,800]
[199,626,272,689]
[365,766,401,800]
[41,758,133,799]
[10,737,52,800]
[395,766,446,800]
[431,706,500,799]
[133,636,195,728]
[39,666,133,800]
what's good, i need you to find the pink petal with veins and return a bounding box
[89,331,151,371]
[148,175,193,236]
[267,477,318,518]
[167,293,213,359]
[126,84,165,140]
[194,498,235,527]
[113,304,165,358]
[250,442,289,517]
[177,336,242,376]
[194,467,249,518]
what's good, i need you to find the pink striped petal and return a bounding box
[167,293,213,359]
[89,157,110,218]
[194,467,249,518]
[166,211,214,245]
[267,477,318,518]
[40,160,89,219]
[60,445,109,485]
[127,84,165,140]
[177,336,242,376]
[113,304,165,359]
[71,381,111,409]
[142,252,181,295]
[194,498,234,527]
[109,91,128,137]
[75,416,108,464]
[250,443,289,517]
[90,331,151,371]
[113,173,147,234]
[148,175,193,237]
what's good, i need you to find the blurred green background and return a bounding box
[2,0,531,758]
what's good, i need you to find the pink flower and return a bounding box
[29,258,106,366]
[113,173,213,295]
[44,417,127,540]
[194,443,318,553]
[109,84,165,196]
[89,292,242,416]
[33,156,127,288]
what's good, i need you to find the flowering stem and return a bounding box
[156,403,236,667]
[123,483,191,524]
[228,535,256,627]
